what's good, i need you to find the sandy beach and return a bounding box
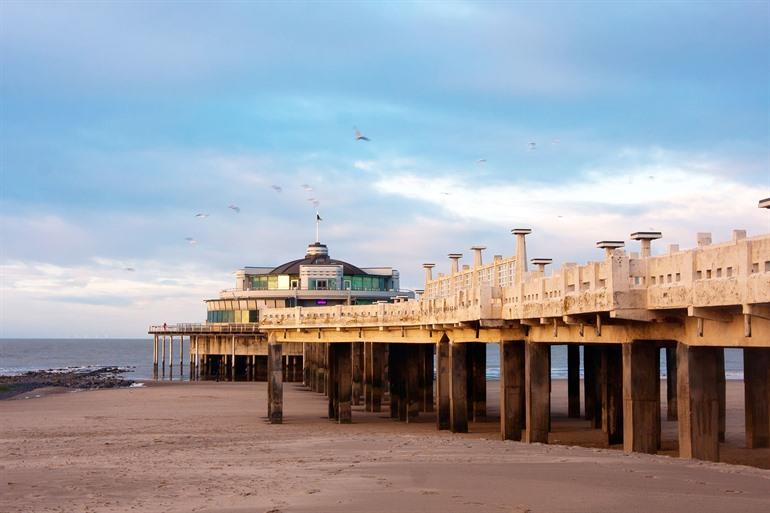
[1,380,768,513]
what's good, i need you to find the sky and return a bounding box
[1,1,769,337]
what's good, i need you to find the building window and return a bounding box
[316,279,328,290]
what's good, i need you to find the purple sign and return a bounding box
[316,299,327,305]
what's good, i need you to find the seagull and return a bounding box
[354,127,370,142]
[271,185,282,192]
[528,142,537,151]
[311,200,320,208]
[306,197,317,203]
[185,237,197,245]
[551,139,560,145]
[195,213,209,218]
[648,175,655,180]
[301,184,313,192]
[476,159,487,164]
[228,204,240,213]
[123,267,135,272]
[440,192,451,196]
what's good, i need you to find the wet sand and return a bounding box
[1,380,768,513]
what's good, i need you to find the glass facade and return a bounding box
[248,275,298,290]
[208,310,258,323]
[343,275,391,291]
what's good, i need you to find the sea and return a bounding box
[0,338,746,381]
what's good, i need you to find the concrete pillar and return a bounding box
[267,341,283,424]
[406,345,420,422]
[153,335,158,366]
[423,263,435,285]
[468,342,486,420]
[677,343,720,461]
[584,345,601,427]
[622,341,660,454]
[500,340,525,441]
[448,253,462,275]
[180,336,184,368]
[567,345,580,418]
[363,342,373,411]
[600,345,623,445]
[169,335,174,369]
[470,246,485,267]
[352,342,363,406]
[388,344,402,420]
[449,342,468,433]
[716,349,726,443]
[330,343,352,424]
[744,348,769,448]
[327,344,338,420]
[524,342,550,443]
[422,344,434,412]
[666,346,677,420]
[511,228,531,284]
[436,339,451,430]
[370,343,384,412]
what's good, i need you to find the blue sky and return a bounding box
[1,1,768,337]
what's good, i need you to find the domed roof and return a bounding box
[268,242,369,276]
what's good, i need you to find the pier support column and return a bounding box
[352,342,363,406]
[622,341,660,454]
[568,345,580,418]
[665,347,677,420]
[422,344,434,412]
[363,342,373,411]
[449,342,468,433]
[677,343,720,461]
[716,349,726,443]
[500,340,525,441]
[405,345,420,421]
[153,335,158,367]
[466,342,486,421]
[524,342,550,443]
[370,342,384,412]
[744,348,769,448]
[267,340,283,424]
[328,343,352,424]
[584,345,601,427]
[389,344,402,420]
[601,345,623,445]
[436,338,451,430]
[169,335,174,370]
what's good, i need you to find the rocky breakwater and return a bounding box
[0,367,134,399]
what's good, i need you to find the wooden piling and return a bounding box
[370,342,384,412]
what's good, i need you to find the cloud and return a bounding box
[373,150,768,261]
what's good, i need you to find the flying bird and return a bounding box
[528,142,537,151]
[123,267,135,272]
[354,127,370,141]
[440,192,451,196]
[551,139,560,145]
[228,204,240,213]
[311,200,320,208]
[271,185,282,192]
[195,213,209,218]
[185,237,197,245]
[301,184,313,192]
[476,159,487,164]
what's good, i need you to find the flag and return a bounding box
[316,213,322,221]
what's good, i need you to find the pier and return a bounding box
[150,200,770,463]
